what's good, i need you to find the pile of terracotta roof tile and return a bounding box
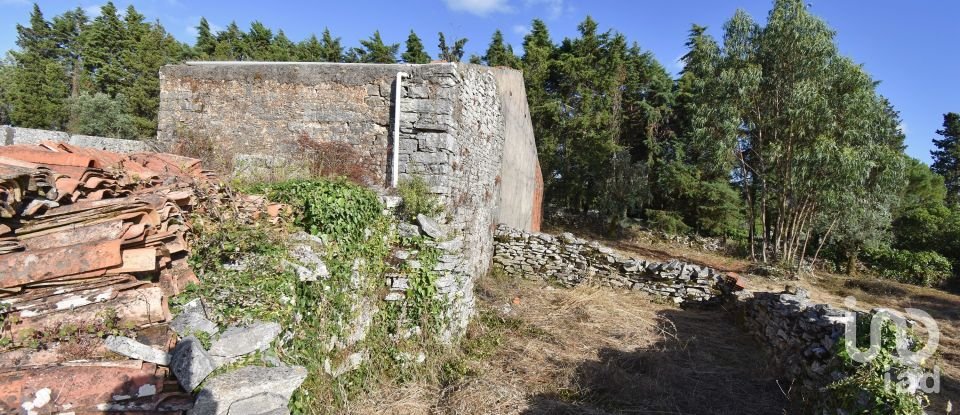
[0,141,272,413]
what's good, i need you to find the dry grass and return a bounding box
[350,273,789,414]
[348,223,960,414]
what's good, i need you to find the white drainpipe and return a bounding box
[392,71,409,188]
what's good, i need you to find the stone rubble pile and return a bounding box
[493,225,742,304]
[387,213,471,342]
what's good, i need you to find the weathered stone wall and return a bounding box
[732,288,846,389]
[159,61,540,338]
[493,225,740,304]
[1,126,152,153]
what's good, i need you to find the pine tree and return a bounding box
[352,31,398,63]
[81,2,126,96]
[932,113,960,203]
[213,22,245,60]
[270,30,296,61]
[318,28,343,62]
[9,4,69,129]
[194,18,217,59]
[244,21,273,60]
[0,60,13,124]
[116,4,185,137]
[482,30,519,68]
[401,30,430,63]
[297,35,323,61]
[50,7,89,97]
[437,32,467,62]
[521,19,560,195]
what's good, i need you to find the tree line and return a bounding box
[2,0,960,285]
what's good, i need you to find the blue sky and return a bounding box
[1,0,958,162]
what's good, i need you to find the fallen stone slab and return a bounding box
[398,222,419,239]
[416,214,446,239]
[189,365,308,415]
[208,321,281,360]
[170,302,218,338]
[171,336,216,391]
[105,335,171,365]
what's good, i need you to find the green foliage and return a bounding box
[351,30,399,64]
[396,176,444,221]
[401,30,430,64]
[696,179,745,238]
[931,112,960,204]
[437,32,467,62]
[254,179,384,247]
[644,209,691,235]
[66,92,138,138]
[8,5,68,129]
[183,216,295,325]
[827,318,926,414]
[481,30,519,68]
[6,2,183,136]
[863,245,952,287]
[249,179,446,410]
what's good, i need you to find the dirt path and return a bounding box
[431,276,790,415]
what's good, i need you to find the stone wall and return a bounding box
[732,288,846,390]
[1,126,153,153]
[493,225,741,304]
[159,61,542,338]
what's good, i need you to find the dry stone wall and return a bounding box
[732,288,846,389]
[2,126,152,153]
[493,225,741,304]
[496,225,929,408]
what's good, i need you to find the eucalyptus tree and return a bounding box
[719,0,908,267]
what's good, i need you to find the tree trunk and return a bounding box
[846,248,858,276]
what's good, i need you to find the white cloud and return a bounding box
[443,0,511,16]
[512,24,530,36]
[524,0,565,19]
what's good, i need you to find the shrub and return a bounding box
[644,209,691,235]
[396,176,444,221]
[293,133,379,186]
[66,92,138,139]
[254,179,384,246]
[862,246,952,287]
[826,317,927,414]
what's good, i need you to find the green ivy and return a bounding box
[826,315,927,414]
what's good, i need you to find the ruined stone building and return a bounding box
[157,61,543,336]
